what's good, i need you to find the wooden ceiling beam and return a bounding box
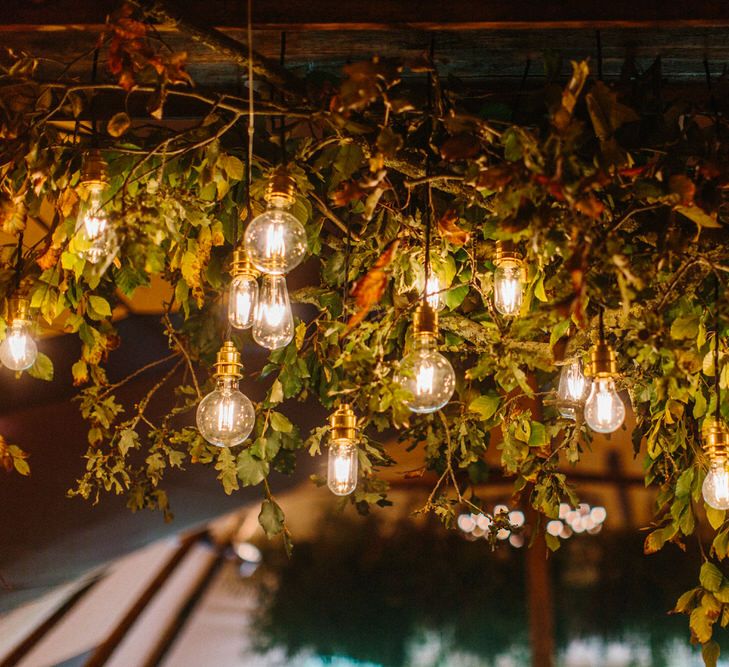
[3,0,729,31]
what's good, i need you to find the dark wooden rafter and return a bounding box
[3,0,729,31]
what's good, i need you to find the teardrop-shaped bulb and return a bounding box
[253,274,294,350]
[228,274,258,329]
[584,377,625,433]
[75,184,118,265]
[0,320,37,371]
[557,358,589,419]
[703,463,729,510]
[493,263,523,317]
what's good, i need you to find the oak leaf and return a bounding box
[437,209,470,246]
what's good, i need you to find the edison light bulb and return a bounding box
[557,358,589,419]
[328,440,358,496]
[244,204,306,275]
[396,334,456,414]
[584,377,625,433]
[229,274,258,329]
[253,274,294,350]
[196,376,255,447]
[703,463,729,510]
[493,263,523,316]
[0,319,37,371]
[75,183,117,265]
[425,275,444,312]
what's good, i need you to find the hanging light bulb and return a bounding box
[244,168,307,275]
[228,249,259,330]
[327,403,358,496]
[584,335,625,434]
[253,274,294,350]
[493,241,525,317]
[0,294,37,371]
[196,341,255,447]
[425,274,444,312]
[395,302,456,414]
[702,419,729,510]
[75,150,118,265]
[557,358,590,419]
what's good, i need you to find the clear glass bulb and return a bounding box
[244,204,307,275]
[196,376,255,447]
[703,462,729,510]
[327,439,358,496]
[425,275,444,312]
[396,335,456,414]
[0,320,37,371]
[228,274,258,330]
[493,263,523,317]
[75,183,117,265]
[557,358,590,419]
[253,274,294,350]
[584,377,625,433]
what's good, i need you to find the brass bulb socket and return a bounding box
[230,248,259,278]
[265,168,296,208]
[330,403,357,442]
[214,340,243,380]
[7,294,30,324]
[81,149,108,186]
[703,418,729,464]
[589,341,617,377]
[494,240,523,269]
[412,302,438,338]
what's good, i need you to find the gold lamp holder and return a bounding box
[330,403,357,442]
[265,167,296,208]
[81,149,108,186]
[214,341,243,380]
[494,240,523,270]
[412,302,438,339]
[230,248,259,279]
[6,294,30,325]
[589,340,617,378]
[703,418,729,465]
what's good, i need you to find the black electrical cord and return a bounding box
[715,275,721,422]
[423,36,435,303]
[279,32,287,166]
[14,231,24,291]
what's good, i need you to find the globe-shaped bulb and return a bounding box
[196,377,255,447]
[584,377,625,433]
[253,274,294,350]
[703,464,729,510]
[244,206,307,274]
[228,274,258,330]
[493,263,523,316]
[395,336,456,414]
[75,184,118,265]
[557,358,589,419]
[0,321,37,371]
[327,439,358,496]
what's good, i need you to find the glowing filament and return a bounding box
[415,364,435,396]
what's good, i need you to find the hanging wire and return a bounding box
[14,231,24,291]
[598,307,605,343]
[245,0,255,225]
[423,36,435,303]
[342,216,351,323]
[596,30,603,81]
[715,275,721,422]
[278,32,287,166]
[90,48,100,148]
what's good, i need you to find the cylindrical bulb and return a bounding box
[425,275,444,312]
[0,320,37,371]
[244,204,307,275]
[327,439,358,496]
[557,358,589,419]
[493,263,523,317]
[196,376,255,447]
[253,274,294,350]
[584,377,625,433]
[228,274,258,330]
[703,462,729,510]
[396,335,456,414]
[75,184,117,265]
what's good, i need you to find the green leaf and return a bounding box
[702,640,720,667]
[444,285,469,310]
[671,313,700,340]
[550,319,571,348]
[220,154,244,181]
[236,450,269,486]
[528,421,547,448]
[215,448,239,495]
[676,205,722,229]
[468,394,500,421]
[87,295,112,321]
[707,506,726,531]
[107,112,131,138]
[258,498,285,537]
[701,561,724,593]
[270,411,293,433]
[118,429,139,455]
[28,353,53,381]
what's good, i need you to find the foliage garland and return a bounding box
[1,2,729,657]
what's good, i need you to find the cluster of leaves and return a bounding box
[1,6,729,659]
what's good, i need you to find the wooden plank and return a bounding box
[2,0,729,31]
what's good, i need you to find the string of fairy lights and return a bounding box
[1,3,727,517]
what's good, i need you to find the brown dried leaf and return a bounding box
[669,174,696,206]
[440,132,480,161]
[107,111,131,138]
[574,195,605,219]
[331,180,365,207]
[437,209,470,246]
[474,165,514,191]
[553,60,590,131]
